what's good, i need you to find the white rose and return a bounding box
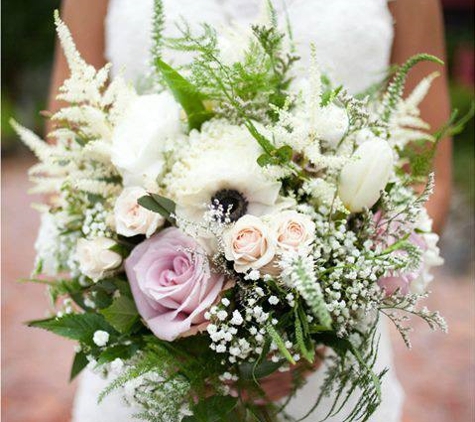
[271,211,316,252]
[315,104,349,148]
[223,215,277,273]
[216,26,250,66]
[338,139,394,212]
[114,187,164,238]
[76,237,122,281]
[111,92,183,188]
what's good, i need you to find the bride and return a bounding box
[48,1,452,421]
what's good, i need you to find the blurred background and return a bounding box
[1,1,474,421]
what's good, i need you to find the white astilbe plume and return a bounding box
[52,10,135,144]
[54,10,111,105]
[10,120,52,161]
[271,48,348,174]
[386,72,438,149]
[11,13,136,201]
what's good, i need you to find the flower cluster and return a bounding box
[15,5,452,422]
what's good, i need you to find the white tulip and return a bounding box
[338,139,394,212]
[76,237,122,281]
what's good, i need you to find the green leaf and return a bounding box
[138,193,176,224]
[275,145,293,162]
[183,395,238,422]
[266,323,295,364]
[97,344,140,365]
[100,295,139,334]
[294,309,315,363]
[321,85,343,107]
[239,359,284,380]
[70,351,88,381]
[108,242,131,258]
[28,313,116,345]
[244,120,275,155]
[257,153,275,167]
[155,58,213,130]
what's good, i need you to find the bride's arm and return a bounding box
[47,0,109,134]
[389,0,452,234]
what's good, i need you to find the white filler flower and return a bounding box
[93,330,110,347]
[111,91,183,188]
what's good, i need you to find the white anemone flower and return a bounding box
[166,121,283,223]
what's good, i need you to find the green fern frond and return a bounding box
[381,53,443,123]
[151,0,165,66]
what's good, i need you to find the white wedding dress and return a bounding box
[72,1,404,421]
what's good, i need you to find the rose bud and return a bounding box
[114,187,164,238]
[76,237,122,282]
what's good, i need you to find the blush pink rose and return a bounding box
[125,227,225,341]
[271,211,316,252]
[377,274,413,296]
[374,211,432,297]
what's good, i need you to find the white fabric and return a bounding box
[72,1,403,421]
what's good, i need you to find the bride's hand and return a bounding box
[258,352,324,402]
[233,348,325,403]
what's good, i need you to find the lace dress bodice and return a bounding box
[72,2,403,421]
[105,0,394,93]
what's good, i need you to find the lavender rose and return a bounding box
[125,227,225,341]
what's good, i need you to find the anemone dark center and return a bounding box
[211,189,248,222]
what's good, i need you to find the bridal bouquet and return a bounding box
[14,2,457,421]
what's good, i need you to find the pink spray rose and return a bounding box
[375,210,442,296]
[125,227,225,341]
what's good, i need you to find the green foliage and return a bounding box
[151,0,165,61]
[245,120,293,167]
[164,18,298,125]
[182,396,238,422]
[294,306,315,363]
[321,85,343,107]
[70,351,89,381]
[238,358,284,380]
[266,323,295,364]
[299,323,386,422]
[97,343,141,365]
[399,102,475,183]
[138,193,177,224]
[154,58,213,130]
[100,295,139,334]
[28,313,117,346]
[381,54,443,123]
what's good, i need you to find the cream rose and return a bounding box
[76,237,122,281]
[271,211,316,252]
[223,215,276,273]
[114,187,164,238]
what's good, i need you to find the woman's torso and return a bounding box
[105,0,394,94]
[71,2,403,421]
